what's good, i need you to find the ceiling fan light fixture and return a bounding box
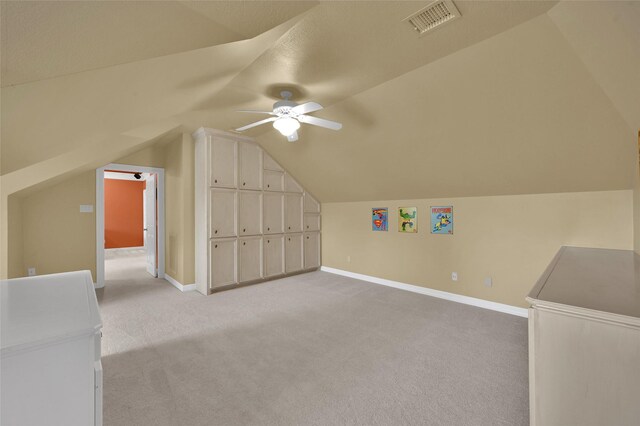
[273,117,300,137]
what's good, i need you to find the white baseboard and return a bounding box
[94,281,104,289]
[320,266,528,318]
[164,274,196,292]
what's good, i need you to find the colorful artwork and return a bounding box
[398,207,417,233]
[431,206,453,234]
[372,208,388,231]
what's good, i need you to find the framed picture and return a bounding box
[431,206,453,234]
[372,208,388,231]
[398,207,417,233]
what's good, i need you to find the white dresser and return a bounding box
[1,270,103,426]
[527,246,640,426]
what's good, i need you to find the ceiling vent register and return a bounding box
[404,0,461,35]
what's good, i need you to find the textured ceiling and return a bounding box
[0,1,316,86]
[2,0,637,203]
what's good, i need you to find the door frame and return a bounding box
[95,163,165,288]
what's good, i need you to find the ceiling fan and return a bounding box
[235,91,342,142]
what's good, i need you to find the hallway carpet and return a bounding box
[98,253,528,425]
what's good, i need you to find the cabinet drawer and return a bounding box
[209,136,237,188]
[238,237,262,283]
[209,189,237,238]
[285,233,303,274]
[263,235,284,278]
[264,170,284,192]
[209,239,237,288]
[304,214,320,232]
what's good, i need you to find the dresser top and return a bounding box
[1,270,102,355]
[527,246,640,319]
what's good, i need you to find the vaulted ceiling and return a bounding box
[1,1,638,202]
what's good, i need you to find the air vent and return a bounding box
[404,0,461,36]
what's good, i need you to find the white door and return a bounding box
[144,174,157,277]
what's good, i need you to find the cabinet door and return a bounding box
[285,233,303,274]
[304,192,320,213]
[263,193,284,234]
[209,239,237,289]
[284,173,303,193]
[238,237,262,283]
[263,151,284,171]
[285,194,303,233]
[238,191,262,236]
[304,232,321,269]
[209,136,237,188]
[263,235,284,278]
[264,170,284,192]
[238,142,262,190]
[209,189,237,238]
[304,214,320,232]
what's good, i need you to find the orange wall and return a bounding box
[105,179,144,248]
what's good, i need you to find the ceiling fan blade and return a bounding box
[287,131,299,142]
[237,110,276,115]
[235,117,277,132]
[298,115,342,130]
[291,102,323,115]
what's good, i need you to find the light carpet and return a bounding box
[97,251,528,426]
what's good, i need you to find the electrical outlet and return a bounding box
[451,272,458,281]
[27,267,36,277]
[484,276,493,287]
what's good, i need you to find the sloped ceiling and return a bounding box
[1,0,638,203]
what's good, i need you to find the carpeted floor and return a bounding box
[97,251,529,426]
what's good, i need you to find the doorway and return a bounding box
[96,163,165,287]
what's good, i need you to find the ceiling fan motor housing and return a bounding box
[273,100,297,116]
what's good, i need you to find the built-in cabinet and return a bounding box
[194,127,321,295]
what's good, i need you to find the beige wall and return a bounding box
[322,190,633,308]
[635,132,640,254]
[7,195,24,278]
[22,171,97,278]
[15,136,196,283]
[164,133,195,284]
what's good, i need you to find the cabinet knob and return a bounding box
[243,182,246,186]
[288,238,290,241]
[214,244,218,248]
[214,179,218,183]
[267,240,270,243]
[267,184,270,188]
[288,226,291,230]
[306,225,309,229]
[307,236,309,239]
[243,228,246,232]
[243,242,246,246]
[214,230,218,234]
[267,227,270,231]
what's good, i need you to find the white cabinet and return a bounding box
[209,238,237,289]
[1,271,102,426]
[284,173,303,193]
[209,189,237,238]
[263,193,284,234]
[239,237,262,283]
[263,235,284,278]
[239,142,262,190]
[527,247,640,426]
[238,191,262,236]
[194,128,321,295]
[209,136,237,188]
[285,193,303,233]
[264,170,284,192]
[304,232,321,269]
[304,214,320,232]
[285,233,304,273]
[304,192,320,213]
